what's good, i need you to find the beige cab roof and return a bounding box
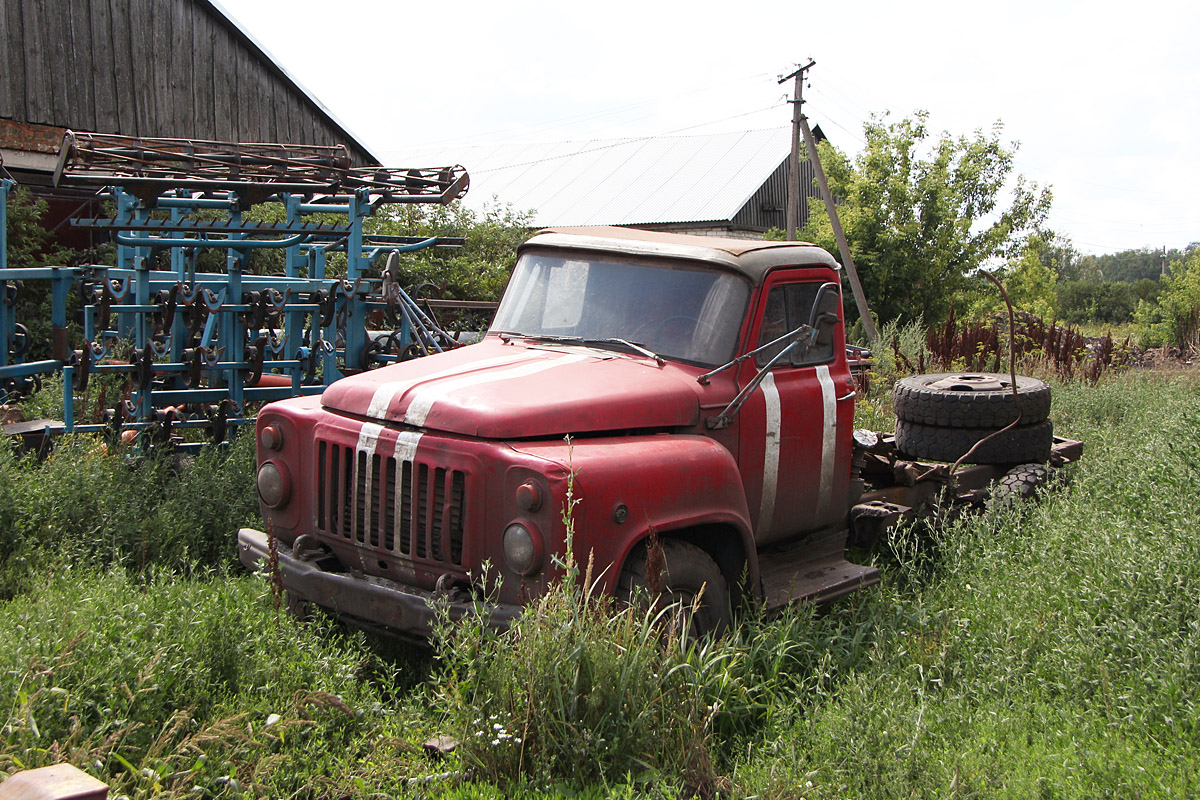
[521,226,840,284]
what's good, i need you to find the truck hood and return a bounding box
[320,338,703,438]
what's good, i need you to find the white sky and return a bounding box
[218,0,1198,255]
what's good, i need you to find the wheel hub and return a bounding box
[928,374,1009,392]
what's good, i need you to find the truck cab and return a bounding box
[240,227,880,638]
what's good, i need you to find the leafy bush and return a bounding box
[368,201,534,303]
[0,433,259,597]
[798,112,1051,326]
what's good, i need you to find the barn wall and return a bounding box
[0,0,375,165]
[731,159,820,233]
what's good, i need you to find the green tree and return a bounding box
[799,112,1051,325]
[3,188,80,361]
[366,199,534,302]
[971,234,1060,321]
[1033,231,1080,279]
[1134,248,1200,347]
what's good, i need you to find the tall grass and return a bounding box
[731,370,1200,798]
[0,433,259,597]
[2,369,1198,798]
[431,468,726,795]
[0,570,436,799]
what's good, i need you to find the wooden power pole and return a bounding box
[779,62,878,341]
[780,60,813,241]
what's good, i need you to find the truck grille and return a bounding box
[315,440,466,566]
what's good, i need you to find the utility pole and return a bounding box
[778,62,878,341]
[779,60,813,241]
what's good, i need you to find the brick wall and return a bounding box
[0,119,65,154]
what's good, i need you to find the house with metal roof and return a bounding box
[390,126,826,239]
[0,0,379,202]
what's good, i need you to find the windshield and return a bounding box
[490,252,751,365]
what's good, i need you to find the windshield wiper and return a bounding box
[582,337,664,366]
[500,333,664,366]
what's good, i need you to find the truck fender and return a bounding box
[615,519,760,610]
[512,434,760,600]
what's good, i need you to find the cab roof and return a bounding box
[520,226,841,285]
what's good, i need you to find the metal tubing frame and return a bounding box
[1,172,471,445]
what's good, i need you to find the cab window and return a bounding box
[755,282,839,367]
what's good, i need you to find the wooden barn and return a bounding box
[391,126,827,239]
[0,0,379,228]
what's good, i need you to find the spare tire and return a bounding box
[895,418,1053,465]
[894,373,1051,428]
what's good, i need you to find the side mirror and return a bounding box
[807,282,841,347]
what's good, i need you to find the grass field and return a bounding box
[1,367,1197,798]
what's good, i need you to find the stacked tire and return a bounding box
[893,373,1053,464]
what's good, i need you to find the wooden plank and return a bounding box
[251,67,273,143]
[189,3,214,139]
[125,0,156,136]
[107,0,136,134]
[287,89,308,146]
[42,0,73,124]
[169,0,194,137]
[150,0,172,135]
[66,0,97,131]
[210,24,237,140]
[269,74,291,143]
[88,0,118,131]
[0,0,27,119]
[21,0,51,123]
[235,45,255,141]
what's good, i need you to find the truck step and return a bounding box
[760,536,880,610]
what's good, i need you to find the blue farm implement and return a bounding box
[0,132,483,451]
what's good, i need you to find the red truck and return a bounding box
[239,227,1081,638]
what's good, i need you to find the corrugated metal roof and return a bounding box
[387,128,792,227]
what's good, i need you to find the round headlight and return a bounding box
[260,423,284,452]
[257,461,291,508]
[503,522,542,576]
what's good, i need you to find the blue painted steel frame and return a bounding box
[1,182,463,450]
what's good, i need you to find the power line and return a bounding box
[473,119,789,175]
[401,70,781,150]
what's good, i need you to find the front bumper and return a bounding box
[237,527,522,639]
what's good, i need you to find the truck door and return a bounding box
[738,275,856,543]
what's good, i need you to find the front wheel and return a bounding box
[618,539,731,639]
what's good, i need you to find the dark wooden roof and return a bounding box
[0,0,379,165]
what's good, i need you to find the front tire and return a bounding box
[618,539,731,639]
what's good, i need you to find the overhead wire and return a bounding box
[473,105,790,175]
[403,70,782,150]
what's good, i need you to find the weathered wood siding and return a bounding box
[731,159,820,233]
[0,0,376,164]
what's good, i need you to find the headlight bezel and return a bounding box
[257,460,292,508]
[503,521,544,576]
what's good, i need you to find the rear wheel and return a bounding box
[618,539,731,639]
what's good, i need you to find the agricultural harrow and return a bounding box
[0,132,477,451]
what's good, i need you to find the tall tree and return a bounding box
[800,112,1051,325]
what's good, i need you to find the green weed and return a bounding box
[0,433,259,597]
[0,570,441,798]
